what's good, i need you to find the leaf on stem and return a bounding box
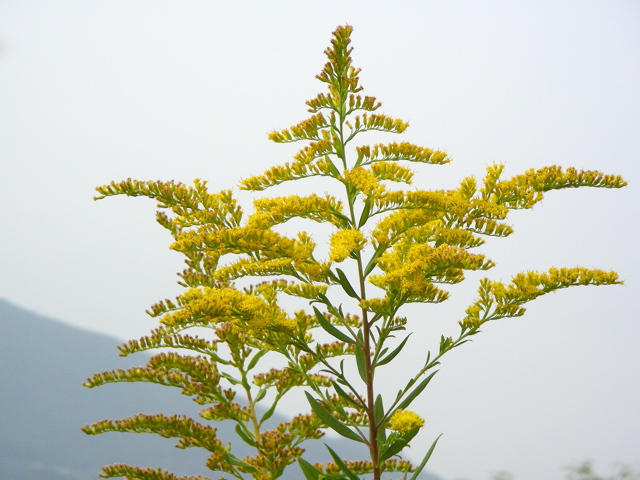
[354,343,367,383]
[408,434,442,480]
[376,334,411,367]
[234,424,256,447]
[374,394,387,445]
[259,400,278,426]
[332,381,365,410]
[314,307,355,344]
[335,268,360,299]
[396,371,438,411]
[305,392,364,443]
[298,458,323,480]
[358,198,372,228]
[325,444,361,480]
[247,349,268,371]
[363,246,385,277]
[379,438,407,463]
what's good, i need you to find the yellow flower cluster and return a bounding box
[370,242,493,299]
[356,113,409,134]
[369,162,414,184]
[355,142,450,166]
[156,286,296,337]
[491,165,627,209]
[268,112,329,143]
[388,409,425,434]
[343,167,385,197]
[248,194,347,229]
[239,139,336,191]
[329,229,367,263]
[461,267,622,328]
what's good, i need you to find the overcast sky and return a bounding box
[1,2,639,479]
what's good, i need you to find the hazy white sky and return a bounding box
[1,2,639,479]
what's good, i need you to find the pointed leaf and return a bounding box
[332,381,365,410]
[221,372,241,386]
[327,159,341,177]
[247,349,268,370]
[380,426,420,462]
[375,394,387,444]
[364,246,385,277]
[325,444,360,480]
[379,437,409,462]
[314,307,355,344]
[254,388,267,403]
[355,343,367,383]
[376,335,411,367]
[336,268,360,299]
[235,424,256,447]
[358,198,372,228]
[409,434,442,480]
[305,392,364,443]
[298,458,323,480]
[374,394,384,424]
[226,453,259,472]
[396,371,438,411]
[259,400,278,426]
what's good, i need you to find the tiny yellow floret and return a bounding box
[388,409,425,434]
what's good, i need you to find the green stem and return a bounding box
[335,78,381,479]
[237,354,262,443]
[357,251,381,480]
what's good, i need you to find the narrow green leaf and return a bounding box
[355,343,367,383]
[298,458,323,480]
[335,268,360,299]
[374,394,386,445]
[314,307,355,344]
[221,372,241,385]
[254,388,267,403]
[291,337,314,354]
[374,394,384,424]
[326,270,340,283]
[327,159,341,177]
[234,424,256,447]
[338,359,346,377]
[247,349,268,371]
[346,183,358,206]
[376,335,411,367]
[358,198,372,228]
[305,392,364,443]
[332,381,364,410]
[364,246,385,277]
[379,437,409,462]
[332,209,354,227]
[325,444,360,480]
[395,389,404,403]
[409,434,442,480]
[226,453,258,472]
[380,426,420,462]
[259,400,278,426]
[423,351,431,369]
[396,371,438,411]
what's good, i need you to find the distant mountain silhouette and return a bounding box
[0,299,446,480]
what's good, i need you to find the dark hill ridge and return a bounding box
[0,299,445,480]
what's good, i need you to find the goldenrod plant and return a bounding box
[83,25,626,480]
